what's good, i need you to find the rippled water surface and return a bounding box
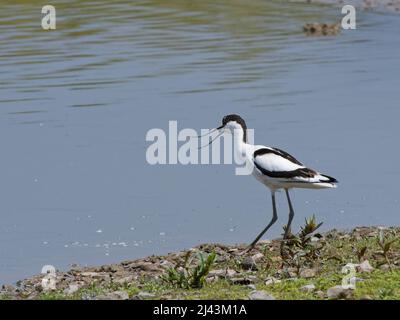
[1,0,399,284]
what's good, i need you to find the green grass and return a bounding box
[24,269,399,300]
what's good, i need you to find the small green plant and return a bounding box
[376,229,399,270]
[299,215,323,243]
[162,251,216,289]
[378,287,395,299]
[280,215,324,274]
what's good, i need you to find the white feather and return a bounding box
[252,148,304,172]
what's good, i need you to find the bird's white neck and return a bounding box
[232,128,248,156]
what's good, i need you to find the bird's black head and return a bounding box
[219,114,247,142]
[222,114,245,126]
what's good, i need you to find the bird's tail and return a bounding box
[313,173,338,188]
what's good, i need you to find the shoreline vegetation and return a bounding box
[1,223,399,300]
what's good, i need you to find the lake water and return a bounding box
[1,0,399,285]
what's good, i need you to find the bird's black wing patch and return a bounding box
[320,174,338,183]
[253,163,317,179]
[271,147,303,166]
[253,147,303,166]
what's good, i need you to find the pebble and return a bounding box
[133,291,156,299]
[357,260,374,273]
[241,256,257,271]
[265,276,281,286]
[159,260,175,270]
[208,269,237,278]
[380,264,391,271]
[299,268,317,279]
[251,253,264,262]
[300,284,315,293]
[81,272,100,278]
[249,290,275,300]
[327,285,353,299]
[97,290,129,300]
[113,276,134,285]
[64,284,80,295]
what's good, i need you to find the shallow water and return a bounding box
[0,0,399,284]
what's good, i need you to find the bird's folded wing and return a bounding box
[252,148,316,181]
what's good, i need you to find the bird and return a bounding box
[204,114,337,249]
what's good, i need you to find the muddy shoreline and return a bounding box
[1,226,399,300]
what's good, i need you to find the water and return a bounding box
[0,0,399,285]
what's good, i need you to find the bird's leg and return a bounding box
[281,189,295,255]
[246,191,278,251]
[283,189,295,239]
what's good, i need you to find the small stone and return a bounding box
[208,269,225,277]
[247,284,256,290]
[96,265,111,272]
[300,284,316,293]
[216,255,228,263]
[315,290,325,298]
[208,269,237,278]
[249,290,275,300]
[241,256,257,271]
[379,264,391,271]
[98,290,129,300]
[64,284,80,295]
[125,261,161,272]
[265,276,281,286]
[81,272,100,278]
[327,285,353,299]
[299,268,317,279]
[251,253,264,262]
[134,291,155,299]
[357,260,374,273]
[226,269,237,278]
[113,276,134,285]
[159,260,174,270]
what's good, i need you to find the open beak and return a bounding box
[197,124,225,149]
[196,124,224,138]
